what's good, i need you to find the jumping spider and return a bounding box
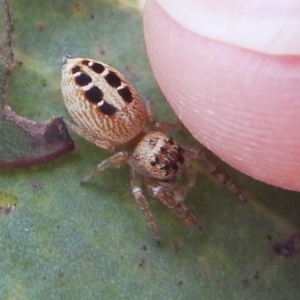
[61,56,245,241]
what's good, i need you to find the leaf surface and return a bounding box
[0,1,299,299]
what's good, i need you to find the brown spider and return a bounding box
[61,56,245,241]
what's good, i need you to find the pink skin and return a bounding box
[143,0,300,191]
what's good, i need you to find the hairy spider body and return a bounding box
[61,56,245,241]
[61,57,147,151]
[127,131,185,181]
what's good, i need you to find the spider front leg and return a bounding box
[158,181,188,203]
[184,147,247,202]
[147,182,202,229]
[131,170,160,242]
[144,100,183,132]
[81,151,128,183]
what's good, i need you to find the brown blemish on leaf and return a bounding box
[71,2,87,19]
[0,107,74,168]
[273,234,300,257]
[30,180,43,192]
[95,44,108,57]
[37,22,47,32]
[0,190,17,214]
[138,258,146,269]
[0,2,74,168]
[16,60,23,67]
[176,281,183,287]
[0,0,15,108]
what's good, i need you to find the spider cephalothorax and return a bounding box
[127,131,185,181]
[61,56,245,241]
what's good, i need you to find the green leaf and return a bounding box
[0,0,299,299]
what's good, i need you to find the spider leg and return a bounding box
[184,147,247,202]
[152,121,183,132]
[144,100,183,132]
[159,181,187,203]
[144,99,155,124]
[147,183,202,229]
[131,170,160,242]
[63,118,115,151]
[80,151,128,183]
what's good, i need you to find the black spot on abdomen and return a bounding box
[105,72,121,87]
[91,63,105,74]
[118,86,133,103]
[75,73,92,86]
[72,66,81,74]
[98,101,117,115]
[85,86,103,104]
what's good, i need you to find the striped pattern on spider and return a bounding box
[61,56,245,242]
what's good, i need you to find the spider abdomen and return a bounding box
[61,57,148,148]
